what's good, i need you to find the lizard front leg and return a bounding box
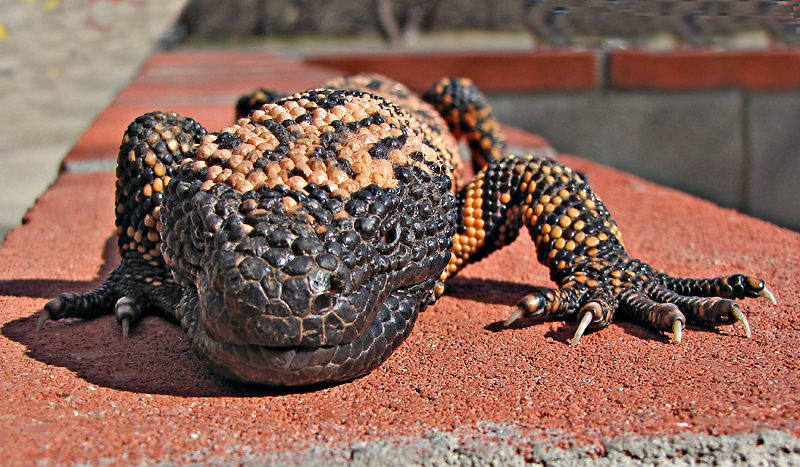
[39,111,205,336]
[421,77,774,344]
[446,154,774,344]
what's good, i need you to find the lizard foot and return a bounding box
[38,258,183,337]
[39,287,119,331]
[506,270,774,345]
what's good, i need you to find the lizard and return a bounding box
[37,74,775,387]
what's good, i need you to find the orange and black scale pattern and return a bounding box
[41,74,772,387]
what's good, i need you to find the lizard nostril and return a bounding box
[330,269,353,295]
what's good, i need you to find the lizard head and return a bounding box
[159,92,457,385]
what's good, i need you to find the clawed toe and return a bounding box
[115,297,142,338]
[36,310,51,331]
[507,287,582,328]
[570,308,594,346]
[759,287,777,305]
[504,308,524,327]
[37,293,78,330]
[672,319,683,343]
[731,305,751,339]
[504,289,555,327]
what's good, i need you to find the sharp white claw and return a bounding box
[36,310,51,331]
[115,296,140,338]
[504,308,524,327]
[672,319,683,344]
[759,287,777,305]
[570,311,593,347]
[732,306,752,339]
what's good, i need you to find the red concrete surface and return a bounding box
[611,48,800,91]
[306,50,600,93]
[2,50,799,466]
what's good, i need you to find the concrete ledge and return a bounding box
[306,50,600,93]
[307,47,800,93]
[1,50,799,466]
[611,48,800,91]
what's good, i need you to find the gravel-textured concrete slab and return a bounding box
[1,50,798,466]
[0,0,189,242]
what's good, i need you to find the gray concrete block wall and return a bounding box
[747,92,800,231]
[489,90,799,230]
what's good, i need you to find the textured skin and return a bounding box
[42,74,770,386]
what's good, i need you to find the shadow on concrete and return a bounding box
[2,311,346,397]
[0,236,343,397]
[3,246,724,397]
[483,314,671,346]
[445,276,538,307]
[1,270,541,397]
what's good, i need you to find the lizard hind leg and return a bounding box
[446,149,773,344]
[422,76,509,172]
[235,88,282,120]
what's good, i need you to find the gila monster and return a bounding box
[38,74,775,387]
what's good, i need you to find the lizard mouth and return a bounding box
[185,276,438,386]
[184,250,450,386]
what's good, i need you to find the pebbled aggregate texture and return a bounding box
[248,428,800,467]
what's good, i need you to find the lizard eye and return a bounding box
[377,217,401,253]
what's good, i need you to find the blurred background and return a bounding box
[0,0,797,243]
